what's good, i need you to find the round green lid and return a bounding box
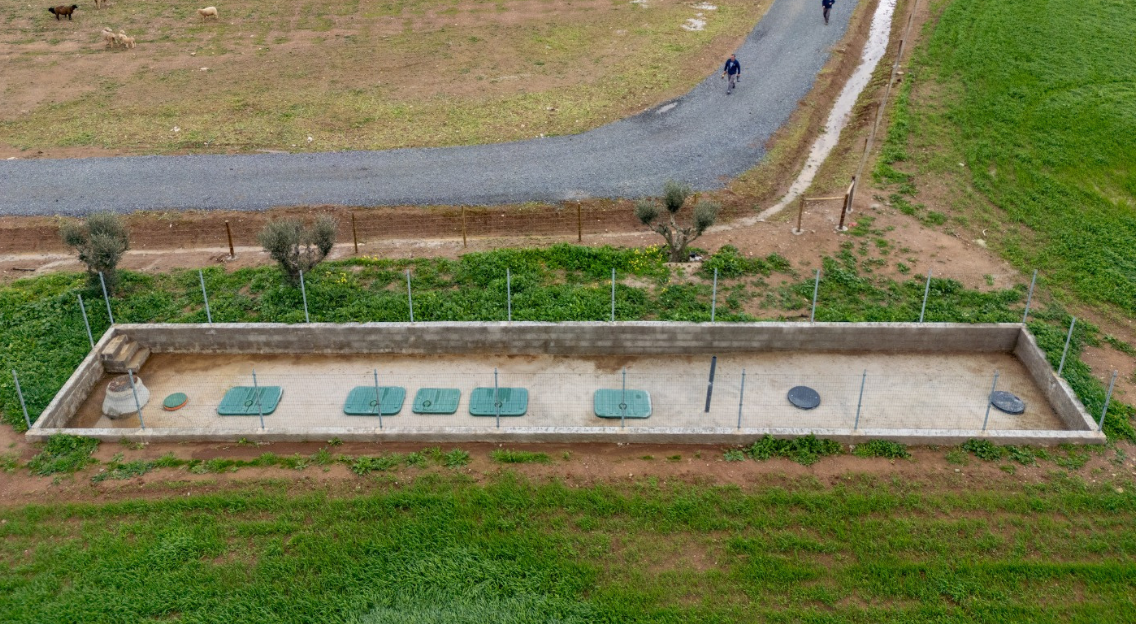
[162,392,189,410]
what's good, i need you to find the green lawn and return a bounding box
[879,0,1136,315]
[1,474,1135,623]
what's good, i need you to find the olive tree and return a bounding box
[258,215,338,284]
[635,181,719,262]
[60,212,131,293]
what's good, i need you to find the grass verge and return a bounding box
[2,475,1135,622]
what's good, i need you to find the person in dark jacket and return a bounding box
[822,0,835,25]
[721,54,741,95]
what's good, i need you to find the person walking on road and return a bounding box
[822,0,835,25]
[722,54,741,95]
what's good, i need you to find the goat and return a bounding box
[93,0,105,9]
[115,30,135,48]
[197,6,218,21]
[101,26,116,47]
[48,4,79,20]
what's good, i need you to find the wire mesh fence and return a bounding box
[69,367,1064,434]
[7,202,753,255]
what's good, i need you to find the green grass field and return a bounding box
[2,474,1135,623]
[877,0,1136,316]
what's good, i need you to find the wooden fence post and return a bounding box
[225,220,235,258]
[351,213,359,254]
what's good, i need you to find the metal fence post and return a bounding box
[127,368,145,431]
[1057,317,1076,377]
[610,268,616,322]
[711,268,718,323]
[1022,269,1037,325]
[299,270,310,323]
[704,356,717,413]
[78,294,94,349]
[919,269,932,323]
[737,368,746,430]
[374,369,383,430]
[494,367,501,430]
[810,269,820,322]
[199,270,212,324]
[853,370,866,430]
[99,271,115,325]
[12,370,31,430]
[406,269,414,323]
[1099,368,1117,429]
[506,268,512,322]
[253,369,265,430]
[982,370,999,431]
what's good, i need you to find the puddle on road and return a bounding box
[758,0,898,220]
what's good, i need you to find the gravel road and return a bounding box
[0,0,857,215]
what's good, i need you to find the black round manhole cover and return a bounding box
[990,391,1025,414]
[787,386,821,410]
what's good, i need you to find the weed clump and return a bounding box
[699,245,792,278]
[746,434,842,466]
[27,434,99,476]
[490,449,550,464]
[852,440,911,460]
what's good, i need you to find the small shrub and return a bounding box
[312,448,333,466]
[853,440,911,460]
[746,435,842,466]
[635,180,719,262]
[490,449,550,464]
[27,434,99,476]
[961,439,1006,461]
[404,451,428,468]
[59,212,130,292]
[258,215,337,284]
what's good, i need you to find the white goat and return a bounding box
[197,6,218,21]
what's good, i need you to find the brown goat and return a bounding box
[48,4,79,20]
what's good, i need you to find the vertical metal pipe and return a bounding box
[99,271,114,325]
[406,269,414,323]
[78,294,94,349]
[621,367,627,430]
[494,368,501,430]
[704,356,717,413]
[127,368,145,431]
[299,271,310,323]
[711,268,718,323]
[737,368,746,430]
[199,270,212,324]
[253,369,265,430]
[982,370,999,431]
[610,268,616,322]
[506,268,512,322]
[913,269,931,322]
[1057,318,1076,377]
[351,213,359,254]
[374,369,383,430]
[1099,370,1117,427]
[12,370,31,430]
[1022,269,1037,325]
[810,269,820,322]
[853,370,866,430]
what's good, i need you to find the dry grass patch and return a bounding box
[0,0,766,155]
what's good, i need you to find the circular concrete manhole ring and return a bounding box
[990,391,1025,415]
[103,375,150,419]
[163,392,189,411]
[787,386,821,410]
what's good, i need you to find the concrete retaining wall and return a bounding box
[27,322,1105,445]
[123,322,1023,355]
